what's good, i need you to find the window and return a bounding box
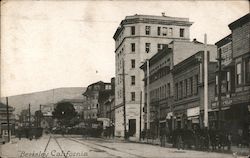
[194,75,199,94]
[131,92,135,101]
[180,28,184,37]
[131,26,135,35]
[163,27,167,36]
[167,83,171,97]
[157,27,161,35]
[157,44,167,52]
[180,81,183,99]
[131,59,135,68]
[131,43,135,52]
[145,43,151,53]
[236,63,242,85]
[190,77,193,95]
[169,28,173,36]
[246,58,250,83]
[175,83,178,100]
[145,26,151,35]
[184,79,188,97]
[131,76,135,85]
[215,75,218,95]
[226,71,230,92]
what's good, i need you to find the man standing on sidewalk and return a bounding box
[160,127,166,147]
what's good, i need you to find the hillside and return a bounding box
[1,87,86,114]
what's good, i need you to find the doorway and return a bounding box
[128,119,136,136]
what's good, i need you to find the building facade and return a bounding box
[113,14,193,138]
[0,103,15,137]
[228,13,250,142]
[82,81,112,121]
[140,39,217,138]
[172,51,217,131]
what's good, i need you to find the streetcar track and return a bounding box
[67,137,120,158]
[53,136,68,158]
[43,135,67,158]
[68,137,147,158]
[43,135,51,153]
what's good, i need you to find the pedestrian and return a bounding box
[227,132,232,151]
[160,127,166,147]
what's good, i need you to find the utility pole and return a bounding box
[122,59,127,140]
[204,34,208,128]
[146,60,150,137]
[29,104,31,133]
[6,97,10,142]
[139,91,142,141]
[217,49,223,130]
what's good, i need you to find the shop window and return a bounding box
[236,63,242,85]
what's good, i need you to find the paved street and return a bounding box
[0,134,241,158]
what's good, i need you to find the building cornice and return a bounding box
[113,16,193,40]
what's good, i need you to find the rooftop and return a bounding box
[113,14,193,40]
[228,13,250,30]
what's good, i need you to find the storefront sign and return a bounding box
[187,107,200,117]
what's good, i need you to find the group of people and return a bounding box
[159,126,234,151]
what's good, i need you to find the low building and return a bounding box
[0,103,15,136]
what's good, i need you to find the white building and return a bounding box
[113,14,193,139]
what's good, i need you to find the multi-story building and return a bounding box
[227,13,250,141]
[211,34,234,128]
[113,14,193,138]
[0,102,15,136]
[82,81,112,121]
[59,99,85,114]
[140,39,217,138]
[172,51,217,130]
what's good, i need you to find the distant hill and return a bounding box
[1,87,86,115]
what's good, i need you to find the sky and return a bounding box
[1,0,249,97]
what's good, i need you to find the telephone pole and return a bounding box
[122,59,127,140]
[146,60,150,136]
[139,91,142,141]
[204,34,208,128]
[217,49,223,130]
[29,104,31,131]
[6,97,10,142]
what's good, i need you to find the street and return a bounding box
[0,134,237,158]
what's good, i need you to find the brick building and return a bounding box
[140,39,217,138]
[172,51,217,130]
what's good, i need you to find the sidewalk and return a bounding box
[102,137,250,157]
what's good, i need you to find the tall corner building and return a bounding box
[113,14,193,138]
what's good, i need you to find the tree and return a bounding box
[52,102,77,126]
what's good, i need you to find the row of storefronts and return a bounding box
[141,13,250,143]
